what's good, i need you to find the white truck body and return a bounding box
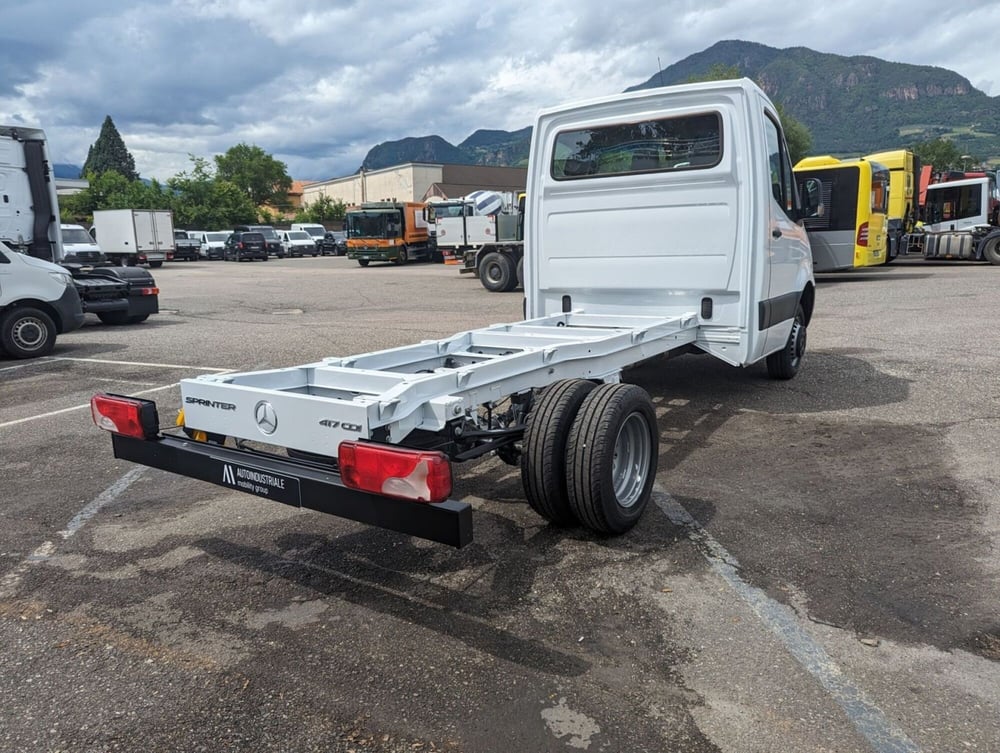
[913,176,1000,263]
[0,125,85,358]
[91,209,174,267]
[96,79,816,546]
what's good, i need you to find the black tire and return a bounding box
[480,252,515,292]
[520,379,597,526]
[261,254,269,261]
[0,306,57,359]
[149,261,163,268]
[358,259,370,267]
[565,384,658,535]
[516,256,524,289]
[395,246,408,265]
[766,304,806,379]
[127,314,149,324]
[983,235,1000,265]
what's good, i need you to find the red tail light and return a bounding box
[91,393,160,439]
[137,287,159,296]
[857,222,869,247]
[338,441,452,503]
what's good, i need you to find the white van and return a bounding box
[60,223,104,264]
[290,223,326,243]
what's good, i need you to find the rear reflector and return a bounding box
[338,441,452,503]
[91,393,160,440]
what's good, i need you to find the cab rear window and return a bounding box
[551,112,722,180]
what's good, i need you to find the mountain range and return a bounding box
[358,40,1000,172]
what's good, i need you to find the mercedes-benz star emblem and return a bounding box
[254,401,278,435]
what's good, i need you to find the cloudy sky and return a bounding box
[2,1,998,183]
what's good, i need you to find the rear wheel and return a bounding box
[516,256,524,289]
[521,379,597,526]
[480,252,515,292]
[0,306,57,359]
[565,384,658,534]
[766,304,806,380]
[983,235,1000,265]
[149,261,163,268]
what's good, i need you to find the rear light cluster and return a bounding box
[91,393,159,440]
[338,441,452,503]
[857,222,869,247]
[137,287,159,296]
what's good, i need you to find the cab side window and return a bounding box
[764,115,796,218]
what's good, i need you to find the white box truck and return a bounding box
[91,209,174,268]
[92,79,817,547]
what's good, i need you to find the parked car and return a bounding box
[234,224,283,258]
[191,230,228,260]
[223,231,269,262]
[172,229,201,261]
[291,223,327,253]
[278,229,319,257]
[320,230,347,256]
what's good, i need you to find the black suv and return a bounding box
[234,224,284,258]
[223,231,269,262]
[320,230,347,256]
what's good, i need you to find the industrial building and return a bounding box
[301,163,527,207]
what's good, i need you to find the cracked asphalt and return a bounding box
[1,255,997,752]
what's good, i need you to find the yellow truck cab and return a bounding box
[794,156,889,271]
[864,149,921,260]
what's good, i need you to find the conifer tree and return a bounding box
[82,115,139,181]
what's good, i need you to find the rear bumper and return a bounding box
[110,433,473,548]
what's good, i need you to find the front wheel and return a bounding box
[766,304,806,379]
[0,306,57,359]
[565,384,658,534]
[358,259,370,267]
[395,246,408,265]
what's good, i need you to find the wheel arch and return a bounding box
[798,282,815,326]
[2,299,65,332]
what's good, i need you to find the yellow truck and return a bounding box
[864,149,921,260]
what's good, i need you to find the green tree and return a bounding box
[297,195,346,223]
[81,116,139,181]
[911,137,965,171]
[214,143,293,208]
[60,171,168,222]
[168,156,258,228]
[686,64,812,164]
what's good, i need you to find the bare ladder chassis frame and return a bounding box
[183,311,702,447]
[113,311,703,548]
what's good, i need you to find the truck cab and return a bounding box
[345,202,432,265]
[526,78,815,367]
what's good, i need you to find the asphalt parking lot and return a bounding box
[1,255,998,752]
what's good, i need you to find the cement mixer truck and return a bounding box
[428,190,525,292]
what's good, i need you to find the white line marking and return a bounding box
[40,356,231,371]
[0,467,147,599]
[0,360,55,373]
[655,490,921,753]
[0,382,179,430]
